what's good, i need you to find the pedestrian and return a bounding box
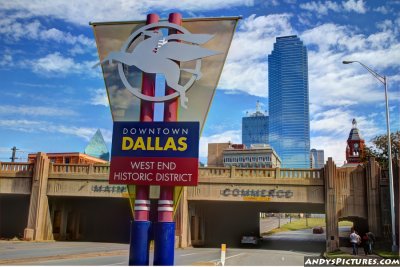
[362,233,369,255]
[366,232,375,254]
[349,229,361,255]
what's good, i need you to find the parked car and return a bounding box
[240,232,262,246]
[312,226,324,234]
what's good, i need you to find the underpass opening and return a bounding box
[338,217,364,247]
[0,194,30,239]
[189,200,325,253]
[48,196,131,243]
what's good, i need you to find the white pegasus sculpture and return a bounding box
[96,29,220,108]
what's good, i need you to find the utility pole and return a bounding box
[10,146,19,162]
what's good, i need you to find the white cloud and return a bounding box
[299,0,366,16]
[310,107,382,164]
[300,22,400,114]
[0,49,13,67]
[374,6,390,14]
[199,130,241,159]
[90,89,109,107]
[0,0,254,26]
[311,135,346,165]
[299,1,340,15]
[0,16,94,47]
[26,52,99,76]
[311,108,380,137]
[219,14,295,97]
[0,119,112,143]
[0,105,77,116]
[342,0,367,14]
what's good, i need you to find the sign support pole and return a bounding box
[153,12,181,267]
[129,13,159,267]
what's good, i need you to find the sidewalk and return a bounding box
[338,246,382,259]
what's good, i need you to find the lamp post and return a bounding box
[343,60,398,252]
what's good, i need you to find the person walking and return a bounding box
[362,233,369,255]
[366,232,375,254]
[349,229,361,255]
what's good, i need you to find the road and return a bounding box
[0,229,325,266]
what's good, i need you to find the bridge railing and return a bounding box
[201,166,323,179]
[279,168,323,179]
[50,163,110,175]
[235,168,275,178]
[0,162,34,174]
[199,167,231,178]
[47,164,324,179]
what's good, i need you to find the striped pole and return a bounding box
[221,244,226,266]
[129,13,159,266]
[153,12,181,266]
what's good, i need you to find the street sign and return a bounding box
[109,121,199,186]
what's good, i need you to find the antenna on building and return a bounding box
[256,100,260,113]
[10,146,19,162]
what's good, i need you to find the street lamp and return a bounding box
[343,60,398,252]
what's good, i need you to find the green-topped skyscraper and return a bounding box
[84,129,110,161]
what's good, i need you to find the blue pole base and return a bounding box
[129,220,151,266]
[153,222,175,266]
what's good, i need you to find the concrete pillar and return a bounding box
[24,152,53,241]
[71,212,80,240]
[59,203,68,240]
[230,166,236,178]
[178,188,190,248]
[366,157,382,236]
[324,158,339,252]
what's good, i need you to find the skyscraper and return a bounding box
[242,101,269,148]
[84,129,110,161]
[310,149,324,169]
[268,35,310,168]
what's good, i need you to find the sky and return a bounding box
[0,0,399,166]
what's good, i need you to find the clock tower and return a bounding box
[345,118,365,164]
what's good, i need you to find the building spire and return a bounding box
[352,118,357,129]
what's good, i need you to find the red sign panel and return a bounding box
[109,121,199,186]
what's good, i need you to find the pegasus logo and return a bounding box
[95,22,221,108]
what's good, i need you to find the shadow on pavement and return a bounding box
[259,239,325,253]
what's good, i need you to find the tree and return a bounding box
[366,131,400,168]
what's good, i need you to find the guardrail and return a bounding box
[204,166,323,179]
[0,162,34,173]
[1,162,323,180]
[50,163,110,175]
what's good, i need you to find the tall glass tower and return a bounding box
[242,101,269,148]
[268,35,310,168]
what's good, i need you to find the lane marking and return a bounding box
[180,253,200,257]
[106,261,127,265]
[180,250,217,257]
[210,252,245,262]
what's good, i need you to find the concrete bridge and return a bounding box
[0,153,397,252]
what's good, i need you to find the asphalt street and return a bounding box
[0,229,325,266]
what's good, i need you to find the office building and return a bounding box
[242,101,269,148]
[268,35,310,168]
[208,142,281,168]
[310,149,324,169]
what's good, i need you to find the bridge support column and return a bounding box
[324,158,339,252]
[366,157,382,236]
[177,188,190,248]
[24,152,53,241]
